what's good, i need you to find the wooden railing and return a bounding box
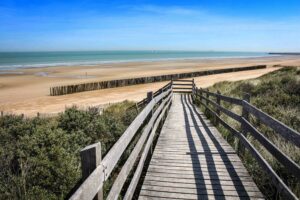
[192,86,300,200]
[69,83,173,200]
[68,79,299,200]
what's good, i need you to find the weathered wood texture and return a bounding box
[69,88,171,200]
[195,88,300,199]
[80,143,103,200]
[107,92,172,200]
[139,94,263,199]
[127,82,172,111]
[50,65,266,96]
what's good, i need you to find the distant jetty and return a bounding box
[269,52,300,55]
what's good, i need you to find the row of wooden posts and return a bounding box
[50,65,266,96]
[0,111,50,118]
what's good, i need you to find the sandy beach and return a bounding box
[1,55,300,116]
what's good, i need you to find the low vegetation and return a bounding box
[198,66,300,199]
[1,67,299,200]
[0,101,138,200]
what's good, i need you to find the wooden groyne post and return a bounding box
[50,65,267,96]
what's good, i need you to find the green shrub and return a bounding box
[0,100,137,199]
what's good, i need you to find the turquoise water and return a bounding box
[0,51,270,70]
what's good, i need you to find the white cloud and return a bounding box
[124,5,203,16]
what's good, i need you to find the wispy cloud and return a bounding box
[127,5,201,15]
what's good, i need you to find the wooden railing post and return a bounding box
[216,90,221,126]
[192,79,195,94]
[159,88,163,104]
[1,111,3,117]
[241,93,250,136]
[135,103,139,112]
[206,89,209,106]
[193,79,197,102]
[147,91,153,113]
[238,93,250,155]
[199,88,202,103]
[205,89,209,114]
[80,142,103,200]
[147,91,154,154]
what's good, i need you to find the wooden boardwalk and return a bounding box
[139,94,264,200]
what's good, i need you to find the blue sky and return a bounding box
[0,0,300,52]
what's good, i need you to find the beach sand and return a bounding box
[1,55,300,116]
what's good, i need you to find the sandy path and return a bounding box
[1,55,300,116]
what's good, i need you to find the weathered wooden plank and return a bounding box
[144,176,260,187]
[139,94,262,200]
[149,162,247,169]
[148,164,249,173]
[141,185,264,198]
[145,171,255,181]
[151,154,243,162]
[209,104,298,199]
[200,95,242,122]
[147,167,252,178]
[143,180,261,192]
[243,101,300,147]
[80,143,103,200]
[153,149,235,154]
[70,89,171,200]
[139,190,264,200]
[107,94,172,200]
[172,83,194,86]
[123,96,172,200]
[139,194,263,200]
[139,195,263,200]
[150,160,245,168]
[172,87,193,90]
[198,89,243,106]
[101,89,171,179]
[242,118,300,180]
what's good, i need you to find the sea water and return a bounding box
[0,51,270,71]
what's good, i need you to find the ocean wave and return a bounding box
[0,54,275,71]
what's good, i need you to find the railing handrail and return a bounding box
[128,82,172,110]
[195,87,300,146]
[69,85,172,200]
[242,100,300,147]
[193,86,300,200]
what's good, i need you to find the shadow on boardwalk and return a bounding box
[139,94,263,199]
[182,94,249,199]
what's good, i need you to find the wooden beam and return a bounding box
[124,98,172,200]
[107,94,172,200]
[243,101,300,147]
[80,143,103,200]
